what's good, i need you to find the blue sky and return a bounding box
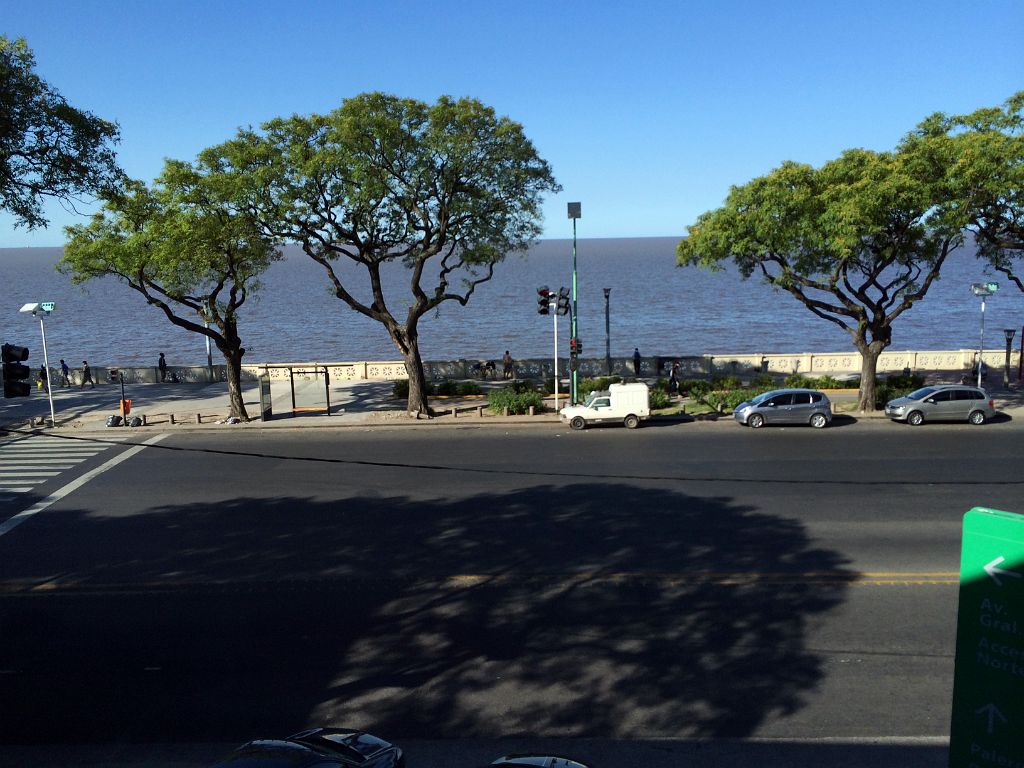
[2,0,1022,247]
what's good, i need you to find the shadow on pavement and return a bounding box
[1,483,857,743]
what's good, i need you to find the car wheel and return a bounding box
[809,413,828,429]
[624,414,640,429]
[907,410,924,426]
[748,413,765,429]
[969,410,987,425]
[570,416,586,431]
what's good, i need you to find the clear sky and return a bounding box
[2,0,1022,247]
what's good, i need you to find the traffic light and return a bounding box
[537,286,551,315]
[576,338,583,356]
[556,287,570,316]
[569,338,578,356]
[2,343,31,398]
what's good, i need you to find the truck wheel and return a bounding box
[624,414,640,429]
[570,416,586,431]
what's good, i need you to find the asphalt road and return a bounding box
[1,419,1021,766]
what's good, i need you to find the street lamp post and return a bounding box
[971,283,998,388]
[203,300,214,382]
[19,302,57,427]
[603,288,611,375]
[1004,328,1016,389]
[568,202,581,404]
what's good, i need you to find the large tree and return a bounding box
[202,92,560,415]
[908,92,1024,287]
[677,144,962,412]
[60,160,280,419]
[1,36,121,229]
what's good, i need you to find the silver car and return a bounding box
[884,384,995,425]
[733,388,832,429]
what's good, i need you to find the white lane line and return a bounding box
[0,434,169,538]
[0,472,60,477]
[0,488,34,494]
[0,463,77,468]
[1,449,106,454]
[0,479,46,484]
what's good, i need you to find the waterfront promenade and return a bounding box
[3,370,1023,433]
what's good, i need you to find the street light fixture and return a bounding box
[1004,328,1016,389]
[603,288,611,375]
[18,301,57,427]
[970,283,998,388]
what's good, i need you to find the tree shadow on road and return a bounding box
[0,483,857,742]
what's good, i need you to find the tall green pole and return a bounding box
[571,216,578,404]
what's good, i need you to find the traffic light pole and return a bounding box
[570,216,579,404]
[553,303,559,411]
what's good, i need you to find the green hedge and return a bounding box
[392,378,484,398]
[487,387,545,415]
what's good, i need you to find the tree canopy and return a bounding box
[61,160,280,419]
[906,92,1024,288]
[1,36,121,229]
[202,92,560,414]
[677,142,962,411]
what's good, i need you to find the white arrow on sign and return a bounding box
[976,703,1008,734]
[984,556,1023,587]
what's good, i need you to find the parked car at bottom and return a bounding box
[733,388,832,429]
[211,728,404,768]
[884,384,995,425]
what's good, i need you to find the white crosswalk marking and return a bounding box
[0,435,131,495]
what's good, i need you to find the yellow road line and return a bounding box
[0,571,961,596]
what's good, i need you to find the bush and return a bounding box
[392,379,409,398]
[578,376,621,397]
[487,388,545,415]
[457,380,482,396]
[711,375,743,390]
[509,379,538,394]
[750,373,775,389]
[883,373,925,391]
[434,379,460,396]
[649,388,672,409]
[703,388,758,413]
[679,379,711,397]
[783,374,813,388]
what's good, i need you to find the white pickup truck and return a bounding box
[559,382,651,430]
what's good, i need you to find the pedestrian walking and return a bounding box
[37,366,48,392]
[80,360,95,389]
[669,361,679,395]
[633,347,642,378]
[59,359,70,387]
[158,352,168,382]
[502,350,514,380]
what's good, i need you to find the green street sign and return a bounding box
[986,282,1000,293]
[950,508,1024,768]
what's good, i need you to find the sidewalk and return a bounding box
[2,378,1023,433]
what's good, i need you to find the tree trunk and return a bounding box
[403,335,432,416]
[223,347,248,420]
[856,340,886,412]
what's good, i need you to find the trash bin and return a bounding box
[119,399,132,416]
